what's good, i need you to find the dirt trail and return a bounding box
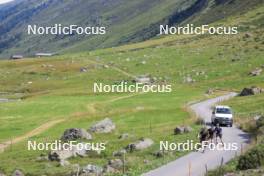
[0,119,64,152]
[144,93,250,176]
[0,93,143,153]
[0,60,139,153]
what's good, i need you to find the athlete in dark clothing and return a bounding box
[208,125,215,143]
[215,124,224,145]
[199,127,208,143]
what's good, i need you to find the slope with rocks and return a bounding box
[0,0,262,58]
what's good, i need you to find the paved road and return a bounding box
[144,93,250,176]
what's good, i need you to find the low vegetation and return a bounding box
[0,3,263,176]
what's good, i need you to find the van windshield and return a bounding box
[216,108,231,114]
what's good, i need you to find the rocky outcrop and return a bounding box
[61,128,92,141]
[80,164,103,176]
[240,87,263,96]
[126,138,154,152]
[174,126,193,135]
[89,118,115,133]
[49,149,76,162]
[48,142,95,162]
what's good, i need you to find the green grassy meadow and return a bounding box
[0,4,263,176]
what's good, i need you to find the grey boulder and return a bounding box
[61,128,92,141]
[81,164,103,176]
[113,149,127,157]
[174,126,185,135]
[108,159,123,170]
[240,86,263,96]
[126,138,154,152]
[89,118,115,133]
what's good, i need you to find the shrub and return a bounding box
[237,144,264,170]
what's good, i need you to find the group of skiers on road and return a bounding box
[198,123,224,146]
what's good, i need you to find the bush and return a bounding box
[237,144,264,170]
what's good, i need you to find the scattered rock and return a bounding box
[103,165,117,174]
[174,126,193,134]
[126,138,154,152]
[240,86,263,96]
[118,133,129,140]
[61,128,92,141]
[12,170,24,176]
[108,159,123,170]
[126,143,136,152]
[249,68,262,76]
[49,149,75,161]
[184,126,193,133]
[113,149,126,157]
[174,126,185,135]
[81,164,103,176]
[89,118,115,133]
[244,33,253,38]
[103,65,109,69]
[206,88,214,95]
[253,115,262,121]
[133,75,153,84]
[196,71,205,76]
[80,67,88,73]
[0,172,6,176]
[153,151,164,158]
[49,142,95,161]
[60,160,71,167]
[141,60,147,65]
[143,159,150,164]
[183,76,195,83]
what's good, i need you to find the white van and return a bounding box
[211,105,233,127]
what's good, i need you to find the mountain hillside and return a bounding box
[0,1,263,175]
[0,0,262,58]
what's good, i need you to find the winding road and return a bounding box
[144,92,250,176]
